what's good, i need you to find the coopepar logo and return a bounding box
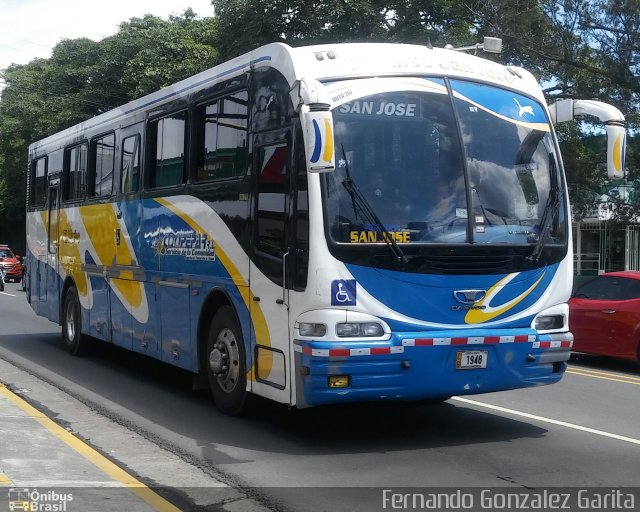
[8,488,73,511]
[153,230,216,262]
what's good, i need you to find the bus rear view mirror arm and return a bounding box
[548,98,626,179]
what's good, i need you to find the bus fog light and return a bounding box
[336,322,384,337]
[328,375,350,388]
[298,322,327,337]
[535,315,564,330]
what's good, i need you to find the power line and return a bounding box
[0,32,53,49]
[0,78,116,110]
[0,75,133,107]
[0,40,34,55]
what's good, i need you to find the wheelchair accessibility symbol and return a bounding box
[331,280,356,306]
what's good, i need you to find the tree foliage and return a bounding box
[0,10,217,249]
[2,1,640,249]
[211,0,483,60]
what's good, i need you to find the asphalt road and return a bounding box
[1,281,639,512]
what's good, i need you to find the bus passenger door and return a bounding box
[111,124,145,353]
[250,141,291,403]
[43,179,60,322]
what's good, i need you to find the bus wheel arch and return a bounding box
[61,278,89,356]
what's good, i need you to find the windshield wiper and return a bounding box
[527,153,560,263]
[340,145,407,266]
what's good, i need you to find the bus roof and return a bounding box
[29,42,542,155]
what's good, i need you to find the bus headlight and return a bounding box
[534,315,565,331]
[336,322,384,337]
[298,322,327,337]
[532,304,568,333]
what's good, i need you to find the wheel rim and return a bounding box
[209,328,240,393]
[65,299,76,342]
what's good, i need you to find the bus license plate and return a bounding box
[456,350,488,370]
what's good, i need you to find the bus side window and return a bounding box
[148,112,187,188]
[121,135,140,194]
[292,133,309,291]
[194,90,248,182]
[31,156,48,206]
[255,142,289,285]
[250,68,290,132]
[64,143,88,201]
[48,186,59,254]
[90,133,115,197]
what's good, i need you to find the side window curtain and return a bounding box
[121,135,140,194]
[149,112,187,188]
[65,143,88,200]
[195,90,248,182]
[91,133,115,197]
[255,143,289,285]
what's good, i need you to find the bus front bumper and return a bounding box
[293,331,572,408]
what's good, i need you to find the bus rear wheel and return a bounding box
[206,306,249,415]
[62,286,88,356]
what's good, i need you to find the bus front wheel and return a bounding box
[62,286,88,356]
[206,306,249,415]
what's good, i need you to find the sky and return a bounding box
[0,0,215,73]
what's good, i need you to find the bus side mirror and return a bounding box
[549,99,626,180]
[301,108,336,173]
[605,123,626,179]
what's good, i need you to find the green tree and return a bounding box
[467,0,640,129]
[0,10,219,250]
[211,0,479,60]
[3,1,640,245]
[106,11,218,99]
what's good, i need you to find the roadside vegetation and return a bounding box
[1,0,639,250]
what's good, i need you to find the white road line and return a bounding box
[0,291,16,297]
[452,396,640,447]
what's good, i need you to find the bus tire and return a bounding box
[62,286,88,356]
[206,306,249,415]
[417,396,452,405]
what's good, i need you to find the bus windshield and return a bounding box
[323,78,566,250]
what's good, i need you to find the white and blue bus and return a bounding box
[25,42,626,414]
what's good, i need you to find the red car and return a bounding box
[0,244,24,283]
[569,271,640,364]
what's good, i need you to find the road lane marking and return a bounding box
[0,292,16,297]
[567,369,640,385]
[0,383,181,511]
[568,366,640,381]
[452,396,640,447]
[0,472,12,485]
